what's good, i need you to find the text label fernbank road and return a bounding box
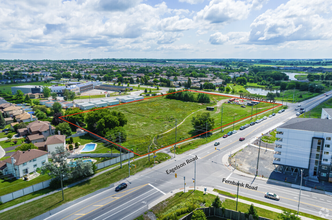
[165,155,198,174]
[222,178,258,190]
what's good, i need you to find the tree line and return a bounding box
[166,89,210,103]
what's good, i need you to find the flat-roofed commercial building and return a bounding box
[11,85,42,94]
[274,118,332,183]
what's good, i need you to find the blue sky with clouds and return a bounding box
[0,0,331,59]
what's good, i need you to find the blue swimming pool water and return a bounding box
[81,143,97,152]
[69,160,93,166]
[28,111,35,114]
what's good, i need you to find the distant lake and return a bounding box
[246,87,280,96]
[284,72,307,81]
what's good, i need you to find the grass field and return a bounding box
[67,135,120,154]
[0,152,170,220]
[295,75,308,80]
[300,96,332,118]
[0,82,55,93]
[0,138,25,149]
[245,83,266,88]
[80,92,275,155]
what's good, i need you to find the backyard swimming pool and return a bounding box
[81,143,97,152]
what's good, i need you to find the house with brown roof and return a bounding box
[45,135,66,153]
[3,106,23,116]
[4,117,13,125]
[0,149,48,178]
[15,112,36,123]
[18,120,55,143]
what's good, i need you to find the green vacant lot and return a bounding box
[85,93,274,155]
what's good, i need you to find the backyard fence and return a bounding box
[0,179,52,203]
[96,153,134,170]
[0,153,134,204]
[180,207,270,220]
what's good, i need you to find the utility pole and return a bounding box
[236,181,239,211]
[205,122,208,142]
[256,134,262,176]
[184,176,186,193]
[148,144,150,162]
[251,105,253,120]
[128,152,131,177]
[233,116,235,131]
[194,158,197,191]
[297,169,303,216]
[293,88,295,103]
[221,106,223,132]
[256,105,257,120]
[60,171,64,201]
[119,132,122,168]
[174,119,177,158]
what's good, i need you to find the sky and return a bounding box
[1,0,332,60]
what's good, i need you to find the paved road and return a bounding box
[35,91,332,220]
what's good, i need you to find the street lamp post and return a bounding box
[256,134,262,176]
[297,169,303,216]
[60,172,64,201]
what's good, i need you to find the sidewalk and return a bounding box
[148,186,313,220]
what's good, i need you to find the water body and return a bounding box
[283,72,307,81]
[246,87,280,96]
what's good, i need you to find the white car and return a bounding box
[269,115,272,118]
[296,112,301,116]
[263,116,267,120]
[265,192,280,201]
[298,104,301,107]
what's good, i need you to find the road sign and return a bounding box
[175,173,177,178]
[153,156,157,158]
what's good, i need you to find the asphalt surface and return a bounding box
[35,91,332,220]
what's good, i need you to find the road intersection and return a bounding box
[35,91,332,220]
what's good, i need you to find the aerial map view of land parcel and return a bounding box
[1,0,332,220]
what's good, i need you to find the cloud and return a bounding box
[179,0,205,4]
[248,0,332,45]
[157,44,193,50]
[44,24,66,35]
[157,33,184,44]
[97,0,141,11]
[158,16,194,32]
[209,32,229,45]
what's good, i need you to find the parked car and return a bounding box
[298,104,301,107]
[227,131,233,136]
[239,137,245,141]
[272,113,276,116]
[223,134,228,138]
[115,183,127,191]
[300,108,304,111]
[214,142,220,146]
[2,128,9,132]
[232,130,237,134]
[281,109,285,112]
[269,115,272,118]
[240,126,245,130]
[278,110,282,113]
[265,192,280,201]
[241,105,246,108]
[245,124,250,128]
[256,120,260,123]
[295,108,299,111]
[263,116,267,120]
[250,122,255,126]
[296,112,301,116]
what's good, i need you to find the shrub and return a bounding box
[75,142,79,149]
[69,144,73,150]
[70,137,74,144]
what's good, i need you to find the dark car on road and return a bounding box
[223,134,228,138]
[239,137,245,141]
[250,122,255,126]
[115,183,127,191]
[272,113,276,116]
[265,192,280,201]
[227,131,233,136]
[214,142,220,146]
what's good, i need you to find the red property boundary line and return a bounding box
[59,90,282,157]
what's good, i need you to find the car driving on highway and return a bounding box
[239,137,245,141]
[214,142,220,146]
[115,183,127,191]
[265,192,280,201]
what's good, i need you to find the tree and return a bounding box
[7,134,13,141]
[15,90,24,100]
[33,99,40,105]
[191,210,207,220]
[25,94,31,102]
[41,147,71,199]
[266,92,276,102]
[69,144,73,151]
[280,82,287,91]
[52,112,63,126]
[0,113,5,129]
[65,108,84,130]
[63,89,70,101]
[68,159,94,179]
[191,112,215,134]
[187,77,192,89]
[212,195,222,208]
[13,122,27,132]
[225,87,231,93]
[52,102,62,114]
[36,110,47,120]
[15,143,38,151]
[51,92,57,100]
[43,86,51,98]
[236,77,247,85]
[245,204,259,220]
[55,122,72,137]
[277,211,301,220]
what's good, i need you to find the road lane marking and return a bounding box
[119,206,146,220]
[93,205,103,207]
[226,172,233,181]
[60,184,148,220]
[92,189,158,220]
[149,183,166,195]
[75,214,85,216]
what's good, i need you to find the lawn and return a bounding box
[0,82,55,94]
[245,83,266,88]
[67,135,120,154]
[0,152,171,220]
[0,138,25,149]
[276,90,322,103]
[295,75,308,80]
[227,84,248,94]
[0,131,15,139]
[261,130,277,143]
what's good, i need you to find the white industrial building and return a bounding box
[76,99,120,110]
[274,118,332,183]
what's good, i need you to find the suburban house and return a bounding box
[321,108,332,120]
[33,135,66,153]
[4,117,14,125]
[274,118,332,183]
[17,120,55,143]
[15,112,36,123]
[0,149,48,178]
[3,106,23,117]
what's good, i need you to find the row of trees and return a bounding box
[166,90,211,103]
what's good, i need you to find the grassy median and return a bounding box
[0,153,171,220]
